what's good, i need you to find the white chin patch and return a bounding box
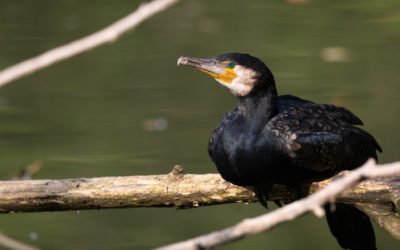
[215,65,257,97]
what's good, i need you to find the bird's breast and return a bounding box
[210,122,284,186]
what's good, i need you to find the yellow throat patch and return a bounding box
[197,67,237,84]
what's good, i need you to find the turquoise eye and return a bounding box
[228,62,235,68]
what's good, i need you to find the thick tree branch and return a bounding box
[0,0,178,87]
[155,159,400,250]
[1,160,400,246]
[0,163,399,214]
[0,165,255,213]
[355,203,400,242]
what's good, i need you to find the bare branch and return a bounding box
[0,231,41,250]
[0,0,178,87]
[1,160,399,244]
[0,161,399,214]
[154,159,400,250]
[0,165,257,213]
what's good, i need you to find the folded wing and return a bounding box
[266,95,382,172]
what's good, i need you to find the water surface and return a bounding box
[0,0,399,249]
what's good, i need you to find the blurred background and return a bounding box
[0,0,399,249]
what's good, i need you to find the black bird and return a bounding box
[178,53,382,250]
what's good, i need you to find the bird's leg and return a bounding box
[254,184,282,209]
[274,200,283,208]
[286,185,302,201]
[254,186,269,209]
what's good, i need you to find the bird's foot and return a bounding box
[286,185,302,201]
[254,184,283,209]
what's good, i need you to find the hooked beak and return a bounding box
[177,55,237,84]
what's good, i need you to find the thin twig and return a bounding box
[0,0,179,87]
[154,159,400,250]
[0,231,41,250]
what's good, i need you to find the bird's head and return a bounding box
[177,53,274,97]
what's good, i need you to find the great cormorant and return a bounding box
[177,53,381,250]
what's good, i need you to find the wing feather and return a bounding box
[209,95,381,172]
[267,96,381,172]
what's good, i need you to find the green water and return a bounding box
[0,0,399,249]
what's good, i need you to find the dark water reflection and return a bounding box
[0,0,399,249]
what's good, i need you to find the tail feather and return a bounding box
[324,203,376,250]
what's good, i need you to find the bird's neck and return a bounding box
[236,86,278,127]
